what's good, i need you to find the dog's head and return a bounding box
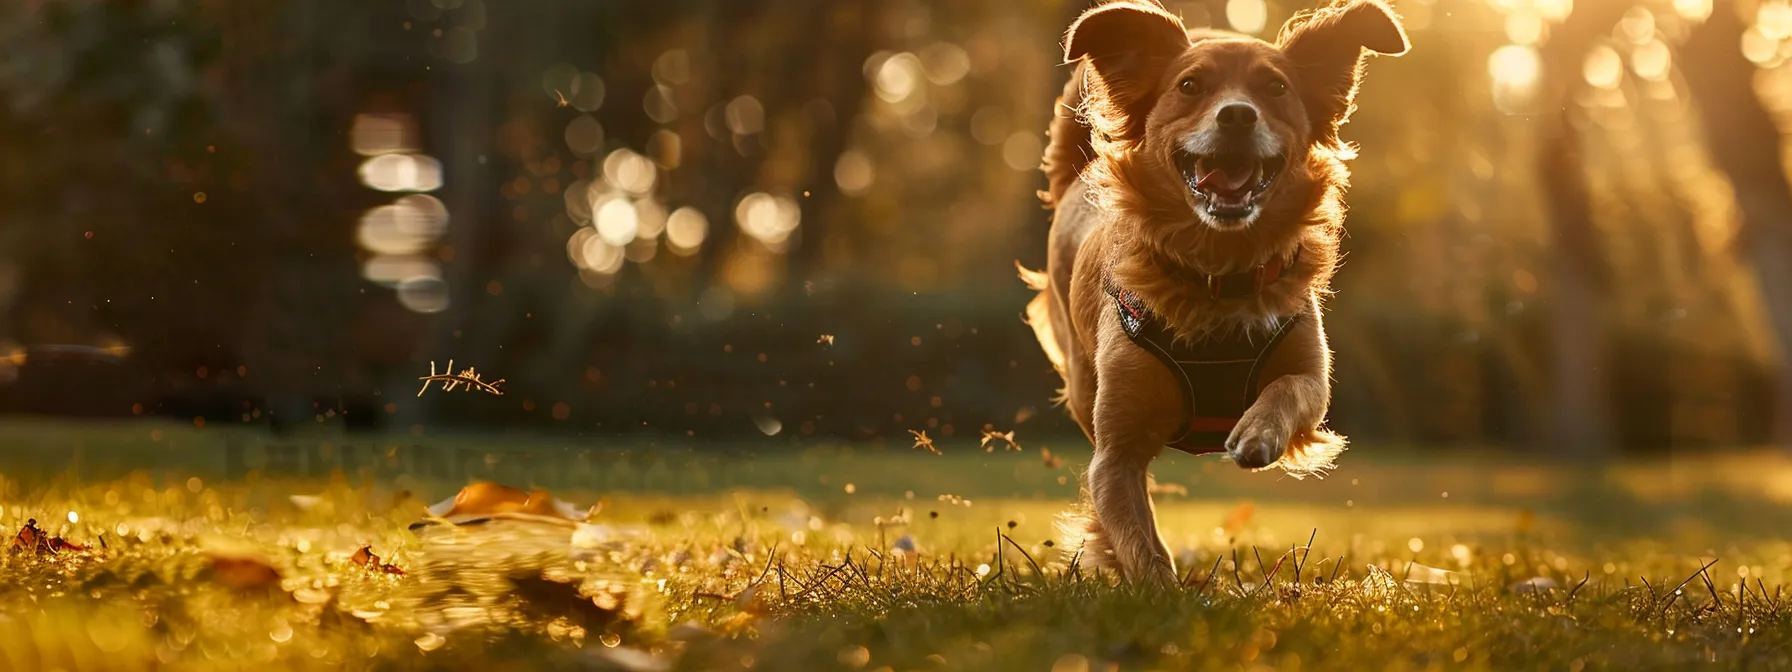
[1066,0,1407,230]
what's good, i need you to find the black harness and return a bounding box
[1104,250,1303,455]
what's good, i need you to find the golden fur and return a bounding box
[1020,0,1408,582]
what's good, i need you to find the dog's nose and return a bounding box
[1216,103,1258,129]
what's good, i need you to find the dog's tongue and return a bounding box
[1195,163,1256,195]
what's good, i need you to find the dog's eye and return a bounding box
[1177,77,1203,96]
[1266,79,1289,97]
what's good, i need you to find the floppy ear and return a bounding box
[1064,1,1189,141]
[1276,0,1409,145]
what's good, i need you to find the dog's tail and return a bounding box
[1017,263,1068,384]
[1039,63,1091,209]
[1054,469,1115,573]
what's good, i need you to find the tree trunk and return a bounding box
[1681,0,1792,445]
[1533,1,1635,457]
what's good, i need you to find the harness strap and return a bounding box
[1103,265,1305,455]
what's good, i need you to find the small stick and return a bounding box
[417,359,506,397]
[1293,529,1318,583]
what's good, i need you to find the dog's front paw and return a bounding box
[1225,416,1288,470]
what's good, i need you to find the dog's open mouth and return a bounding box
[1174,149,1286,222]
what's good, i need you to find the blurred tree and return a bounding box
[1533,0,1637,457]
[1681,0,1792,443]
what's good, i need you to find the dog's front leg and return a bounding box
[1087,315,1184,584]
[1226,304,1339,472]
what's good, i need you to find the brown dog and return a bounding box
[1018,0,1407,583]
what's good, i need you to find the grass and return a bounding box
[4,420,1792,670]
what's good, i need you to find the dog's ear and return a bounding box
[1276,0,1408,145]
[1064,1,1189,141]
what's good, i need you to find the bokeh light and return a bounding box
[602,149,657,196]
[835,151,875,196]
[734,193,801,251]
[1489,45,1542,114]
[1583,45,1624,89]
[595,198,640,246]
[918,43,971,86]
[565,115,604,155]
[725,96,765,136]
[653,49,691,86]
[1632,40,1672,81]
[1002,132,1043,172]
[666,207,709,255]
[1505,11,1544,46]
[1226,0,1268,34]
[358,154,445,193]
[874,53,924,105]
[361,255,442,287]
[396,276,451,313]
[350,114,419,156]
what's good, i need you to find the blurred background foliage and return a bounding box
[0,0,1789,455]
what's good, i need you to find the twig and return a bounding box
[1293,529,1318,583]
[1195,554,1225,596]
[1255,547,1301,594]
[416,359,506,397]
[1231,547,1245,593]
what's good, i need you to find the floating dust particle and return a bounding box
[194,192,207,203]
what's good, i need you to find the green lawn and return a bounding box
[3,421,1792,670]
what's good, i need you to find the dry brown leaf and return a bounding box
[909,430,940,455]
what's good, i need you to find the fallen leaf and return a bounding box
[415,632,447,652]
[352,545,406,576]
[418,482,591,527]
[1510,576,1558,593]
[909,430,940,455]
[1404,561,1462,585]
[206,552,283,591]
[980,429,1020,452]
[11,519,89,555]
[1220,501,1257,535]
